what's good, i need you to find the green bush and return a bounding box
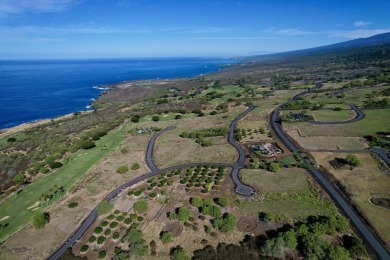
[113,232,120,239]
[137,216,144,222]
[160,231,173,243]
[131,162,140,170]
[94,226,103,234]
[175,115,182,119]
[127,190,134,196]
[88,235,96,243]
[149,192,157,198]
[80,245,89,253]
[116,215,125,222]
[81,140,96,149]
[134,200,148,213]
[67,201,78,208]
[107,214,115,220]
[109,222,119,228]
[104,229,111,236]
[98,251,106,259]
[97,236,106,244]
[124,218,132,224]
[117,165,129,174]
[101,221,109,227]
[97,201,113,215]
[152,116,160,121]
[32,212,50,229]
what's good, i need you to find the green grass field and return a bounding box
[140,113,197,123]
[0,122,132,242]
[310,109,356,121]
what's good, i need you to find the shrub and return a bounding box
[152,116,160,121]
[88,235,96,243]
[124,218,132,224]
[32,212,50,229]
[190,197,203,208]
[134,189,143,196]
[127,191,134,196]
[94,226,103,234]
[81,140,96,149]
[130,214,138,220]
[137,216,144,222]
[134,200,148,213]
[209,111,217,115]
[116,215,125,222]
[97,236,106,244]
[107,214,115,220]
[98,251,106,259]
[80,245,89,253]
[131,162,140,171]
[149,192,157,198]
[67,202,78,208]
[110,222,119,228]
[7,137,16,142]
[160,231,173,243]
[175,115,182,119]
[49,161,63,169]
[117,165,129,174]
[104,229,111,236]
[121,147,129,153]
[97,201,113,215]
[101,221,109,227]
[218,198,228,207]
[113,232,120,240]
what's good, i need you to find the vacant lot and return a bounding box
[283,108,390,137]
[285,129,368,150]
[311,152,390,248]
[152,108,246,168]
[240,168,336,221]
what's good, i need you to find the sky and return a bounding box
[0,0,389,59]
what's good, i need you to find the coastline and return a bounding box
[0,59,238,139]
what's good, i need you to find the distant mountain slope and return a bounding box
[245,32,390,62]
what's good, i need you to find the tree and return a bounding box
[160,231,173,243]
[202,205,222,218]
[345,154,361,167]
[190,197,203,208]
[67,202,78,208]
[13,173,26,184]
[134,200,148,213]
[268,162,280,172]
[117,165,129,174]
[152,116,160,122]
[177,207,192,222]
[32,212,50,229]
[170,246,190,260]
[217,198,228,207]
[175,115,182,120]
[213,213,236,232]
[80,140,96,149]
[97,201,113,215]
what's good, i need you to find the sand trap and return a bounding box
[0,216,9,221]
[27,201,40,210]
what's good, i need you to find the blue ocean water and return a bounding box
[0,58,237,129]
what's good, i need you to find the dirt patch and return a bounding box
[162,222,183,237]
[237,218,257,233]
[370,197,390,210]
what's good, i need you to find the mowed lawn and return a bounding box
[0,122,132,242]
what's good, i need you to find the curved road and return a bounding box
[227,106,257,196]
[48,107,257,259]
[309,103,365,125]
[270,107,390,259]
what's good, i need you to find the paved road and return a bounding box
[309,103,365,125]
[49,107,259,259]
[370,147,390,167]
[145,126,176,172]
[227,106,256,196]
[270,107,390,259]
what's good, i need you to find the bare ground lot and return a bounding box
[311,152,390,248]
[151,108,247,168]
[0,134,150,260]
[285,129,369,150]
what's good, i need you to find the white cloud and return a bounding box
[328,28,390,39]
[354,21,371,28]
[264,27,315,36]
[0,0,78,14]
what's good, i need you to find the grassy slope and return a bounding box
[0,122,132,242]
[310,109,356,121]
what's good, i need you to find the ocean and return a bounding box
[0,58,237,129]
